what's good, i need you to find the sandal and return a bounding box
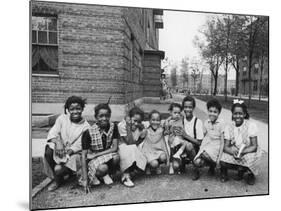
[121,175,135,187]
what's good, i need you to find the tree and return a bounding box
[170,65,178,88]
[243,16,268,107]
[228,15,248,96]
[190,59,200,93]
[254,18,269,101]
[193,18,224,96]
[180,57,189,89]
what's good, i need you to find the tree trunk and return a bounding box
[213,75,218,96]
[248,53,252,108]
[235,59,240,96]
[258,53,264,101]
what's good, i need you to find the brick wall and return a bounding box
[143,53,162,97]
[31,1,163,105]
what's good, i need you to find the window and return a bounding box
[32,16,58,74]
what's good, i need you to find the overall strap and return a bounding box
[193,117,198,139]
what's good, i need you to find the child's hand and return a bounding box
[139,129,147,139]
[66,149,74,156]
[232,148,239,158]
[55,140,65,158]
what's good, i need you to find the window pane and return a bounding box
[32,17,48,31]
[49,32,57,44]
[32,17,38,30]
[48,18,57,31]
[38,17,48,31]
[32,30,37,43]
[38,31,47,44]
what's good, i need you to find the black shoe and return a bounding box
[233,170,244,181]
[246,173,256,185]
[220,168,228,182]
[207,166,215,176]
[191,168,200,180]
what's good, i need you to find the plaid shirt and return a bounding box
[88,122,114,152]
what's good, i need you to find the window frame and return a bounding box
[32,15,59,75]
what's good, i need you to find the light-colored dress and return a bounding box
[141,126,168,163]
[220,120,263,175]
[117,119,147,172]
[164,117,185,147]
[194,118,224,162]
[43,114,90,179]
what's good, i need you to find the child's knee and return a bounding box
[96,164,108,176]
[159,153,167,163]
[149,160,159,169]
[185,142,194,152]
[54,164,63,174]
[172,160,180,170]
[194,158,203,167]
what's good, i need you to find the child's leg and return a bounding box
[149,159,159,170]
[173,142,186,159]
[159,153,167,164]
[185,142,197,160]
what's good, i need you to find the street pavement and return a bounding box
[31,95,269,210]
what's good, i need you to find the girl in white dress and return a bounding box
[220,100,263,185]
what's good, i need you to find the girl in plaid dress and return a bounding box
[118,107,147,187]
[220,100,263,185]
[80,103,120,193]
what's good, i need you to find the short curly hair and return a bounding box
[206,98,222,113]
[182,96,196,108]
[168,102,182,112]
[128,106,145,121]
[148,110,161,120]
[94,103,112,118]
[64,96,86,114]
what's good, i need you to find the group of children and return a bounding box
[43,95,262,193]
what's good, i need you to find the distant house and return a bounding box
[31,1,165,119]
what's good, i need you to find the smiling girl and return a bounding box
[117,107,147,187]
[141,110,168,175]
[193,99,224,180]
[80,103,120,193]
[220,100,263,185]
[43,96,90,191]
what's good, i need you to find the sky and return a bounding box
[159,10,236,79]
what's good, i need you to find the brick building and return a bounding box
[239,57,269,97]
[31,1,164,120]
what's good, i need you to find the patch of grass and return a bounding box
[194,95,268,123]
[32,158,47,189]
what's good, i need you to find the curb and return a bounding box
[32,177,52,198]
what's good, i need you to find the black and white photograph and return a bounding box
[30,0,269,210]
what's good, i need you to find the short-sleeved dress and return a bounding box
[194,118,224,162]
[220,120,263,175]
[117,119,147,172]
[43,114,90,179]
[81,122,119,182]
[164,117,185,147]
[141,126,168,163]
